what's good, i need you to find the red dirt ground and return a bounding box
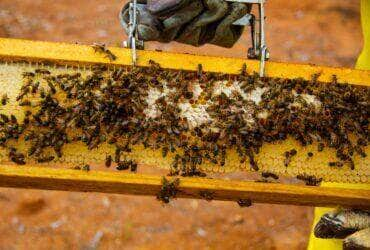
[0,1,363,249]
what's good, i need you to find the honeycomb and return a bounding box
[0,61,368,183]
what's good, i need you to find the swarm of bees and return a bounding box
[0,60,367,186]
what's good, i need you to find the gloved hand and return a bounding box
[120,0,251,48]
[314,209,370,249]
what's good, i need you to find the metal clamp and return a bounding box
[121,0,144,66]
[121,0,268,73]
[228,0,269,77]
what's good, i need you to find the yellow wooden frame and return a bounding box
[0,165,369,208]
[0,38,368,207]
[0,38,369,86]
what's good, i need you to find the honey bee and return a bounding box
[92,43,117,61]
[156,177,180,204]
[105,155,112,168]
[82,164,91,171]
[297,174,322,186]
[237,199,252,207]
[35,69,51,75]
[37,156,55,163]
[261,172,279,180]
[199,190,214,201]
[284,149,297,167]
[9,149,26,165]
[1,94,9,105]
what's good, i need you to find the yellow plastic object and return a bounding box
[356,0,370,70]
[307,183,370,250]
[309,1,370,249]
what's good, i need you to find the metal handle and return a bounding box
[230,0,269,77]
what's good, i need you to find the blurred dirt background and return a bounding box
[0,0,364,249]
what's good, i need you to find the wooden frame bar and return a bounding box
[0,38,369,86]
[0,166,369,208]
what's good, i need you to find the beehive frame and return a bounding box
[0,38,368,207]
